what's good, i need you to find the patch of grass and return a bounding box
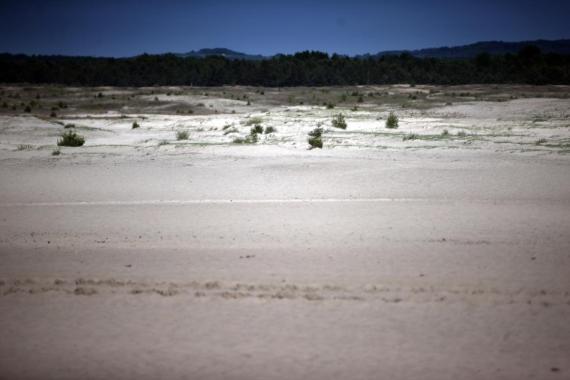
[17,144,34,151]
[64,123,75,129]
[157,140,169,146]
[132,121,140,129]
[57,130,85,147]
[52,149,61,156]
[535,138,547,145]
[176,130,189,140]
[457,130,467,137]
[402,133,419,141]
[245,117,263,126]
[385,112,399,129]
[222,124,233,131]
[233,133,258,144]
[264,126,277,134]
[223,127,238,135]
[332,113,347,129]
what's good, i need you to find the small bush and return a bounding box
[176,130,189,140]
[24,105,31,113]
[64,123,75,129]
[264,126,276,134]
[57,130,85,147]
[50,111,57,118]
[132,121,140,129]
[403,133,418,141]
[457,131,467,137]
[441,129,449,137]
[326,102,335,109]
[308,136,323,149]
[386,112,399,129]
[308,127,323,138]
[17,144,34,151]
[250,125,263,135]
[332,113,347,129]
[233,133,258,144]
[535,138,547,145]
[52,149,61,156]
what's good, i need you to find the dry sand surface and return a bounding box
[0,85,569,379]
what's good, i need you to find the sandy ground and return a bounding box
[0,85,569,379]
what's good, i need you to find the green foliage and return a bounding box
[132,121,140,129]
[326,102,335,109]
[535,138,547,145]
[52,149,61,156]
[332,113,347,129]
[403,133,418,141]
[264,126,276,134]
[441,129,449,137]
[308,127,323,138]
[250,125,263,135]
[176,130,189,140]
[385,112,399,129]
[308,136,323,149]
[57,130,85,147]
[2,46,569,86]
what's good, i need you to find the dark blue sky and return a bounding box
[1,0,569,57]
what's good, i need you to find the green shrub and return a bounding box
[250,125,263,135]
[308,127,323,138]
[264,126,276,134]
[50,111,57,118]
[176,130,189,140]
[386,112,399,129]
[308,136,323,149]
[326,102,335,109]
[64,123,75,129]
[441,129,449,137]
[24,105,31,113]
[52,149,61,156]
[332,113,347,129]
[535,138,547,145]
[132,121,140,129]
[57,130,85,147]
[457,130,466,137]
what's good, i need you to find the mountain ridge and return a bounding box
[174,39,570,60]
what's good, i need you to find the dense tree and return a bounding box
[0,46,569,86]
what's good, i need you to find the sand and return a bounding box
[0,84,569,379]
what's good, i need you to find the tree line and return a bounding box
[1,46,568,86]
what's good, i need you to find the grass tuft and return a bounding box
[57,130,85,147]
[176,130,189,140]
[332,113,347,129]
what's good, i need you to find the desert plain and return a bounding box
[0,84,569,379]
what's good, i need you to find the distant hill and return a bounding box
[176,48,267,60]
[363,39,570,59]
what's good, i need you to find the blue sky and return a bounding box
[1,0,569,57]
